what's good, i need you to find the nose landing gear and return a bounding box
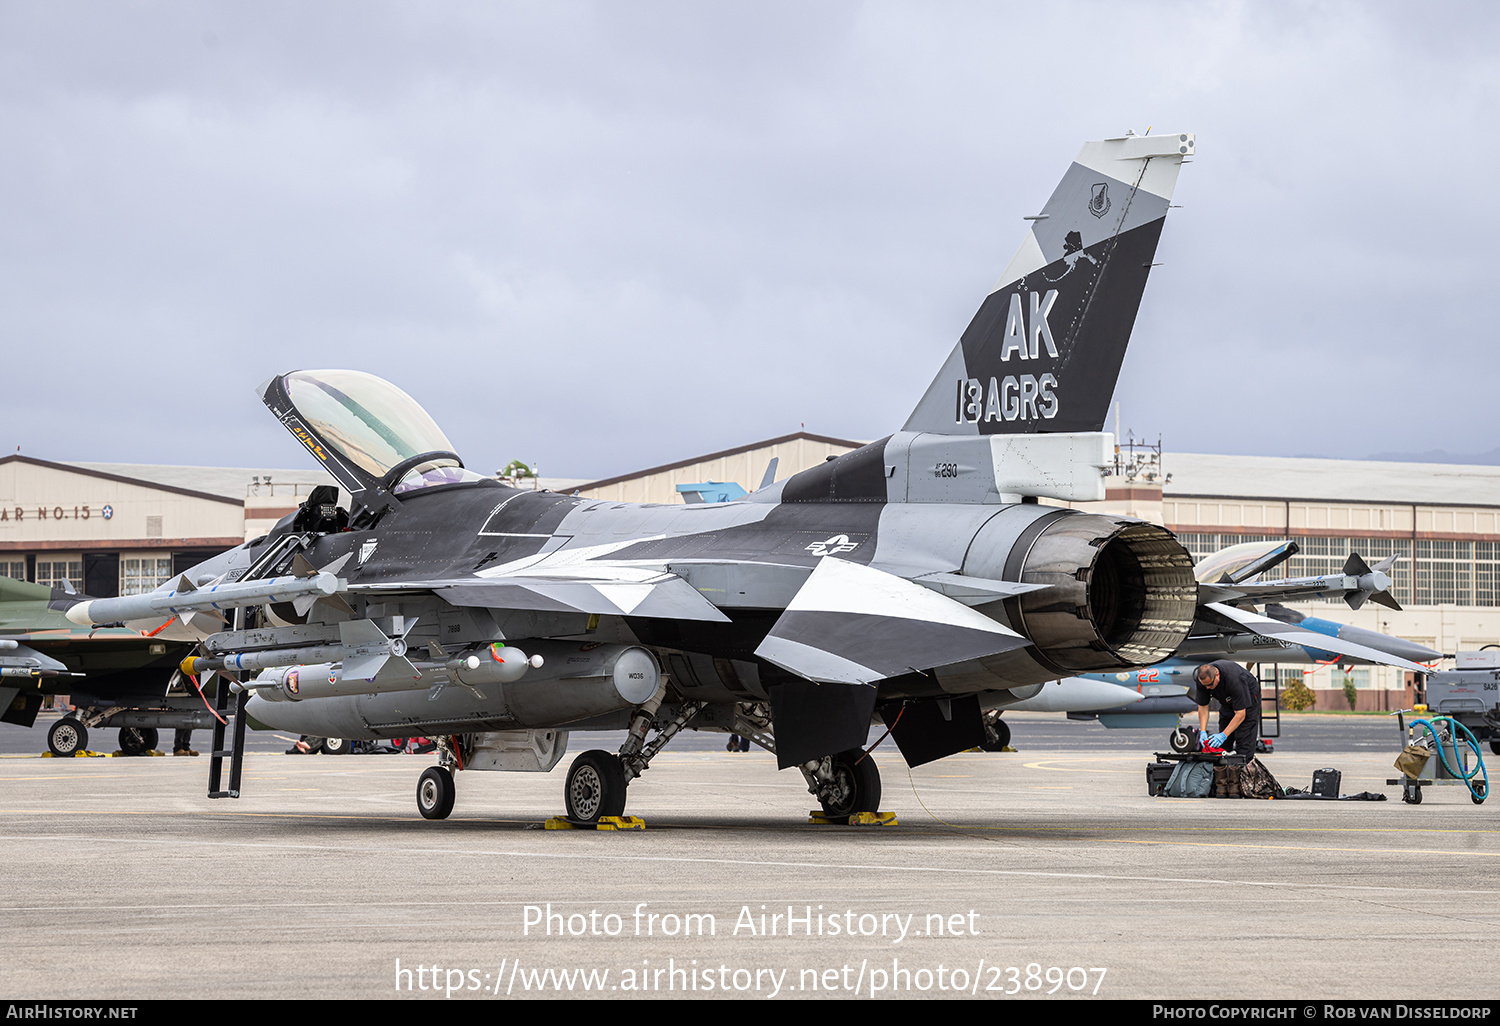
[416,765,456,820]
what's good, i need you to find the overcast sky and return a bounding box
[3,1,1497,481]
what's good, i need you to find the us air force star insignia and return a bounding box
[805,534,860,558]
[101,505,113,520]
[358,539,378,565]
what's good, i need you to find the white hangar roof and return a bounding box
[1165,453,1500,508]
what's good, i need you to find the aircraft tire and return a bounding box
[321,737,350,755]
[980,716,1011,752]
[118,727,158,756]
[417,766,456,820]
[48,718,87,757]
[819,749,881,819]
[565,750,627,823]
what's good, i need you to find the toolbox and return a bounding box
[1312,767,1341,798]
[1146,760,1175,796]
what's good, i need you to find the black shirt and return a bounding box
[1189,659,1259,717]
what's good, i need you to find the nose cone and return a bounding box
[1337,623,1441,664]
[64,601,94,626]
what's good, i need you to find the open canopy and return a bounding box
[285,370,453,478]
[264,370,486,501]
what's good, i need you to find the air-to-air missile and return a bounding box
[65,571,342,628]
[0,638,76,680]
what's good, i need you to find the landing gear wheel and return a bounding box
[1169,727,1194,754]
[118,727,158,756]
[416,766,455,820]
[819,748,882,819]
[565,750,627,823]
[321,737,349,755]
[980,716,1011,752]
[48,718,87,757]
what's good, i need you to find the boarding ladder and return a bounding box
[1257,665,1282,741]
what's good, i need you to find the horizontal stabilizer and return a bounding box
[755,558,1030,684]
[1203,602,1426,672]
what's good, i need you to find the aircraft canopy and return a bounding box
[283,370,470,490]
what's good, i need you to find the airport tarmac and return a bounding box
[2,713,1495,1001]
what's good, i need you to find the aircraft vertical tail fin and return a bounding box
[905,132,1193,437]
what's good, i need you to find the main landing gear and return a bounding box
[560,698,712,825]
[564,750,627,822]
[980,711,1011,752]
[118,727,159,756]
[801,748,882,818]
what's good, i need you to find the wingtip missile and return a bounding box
[66,572,343,627]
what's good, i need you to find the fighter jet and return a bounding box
[0,575,203,755]
[66,132,1427,823]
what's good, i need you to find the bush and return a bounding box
[1342,677,1359,710]
[1281,678,1316,712]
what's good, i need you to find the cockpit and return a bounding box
[271,370,488,498]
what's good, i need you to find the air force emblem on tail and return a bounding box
[955,288,1060,425]
[1089,183,1110,218]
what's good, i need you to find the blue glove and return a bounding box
[1198,730,1210,746]
[1208,732,1227,748]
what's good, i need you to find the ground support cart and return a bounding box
[1388,709,1488,805]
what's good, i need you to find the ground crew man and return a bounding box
[1191,659,1261,757]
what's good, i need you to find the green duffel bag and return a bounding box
[1164,760,1214,798]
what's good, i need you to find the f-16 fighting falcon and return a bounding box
[67,132,1425,822]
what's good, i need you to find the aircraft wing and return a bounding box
[353,565,732,622]
[1202,601,1426,672]
[754,557,1032,684]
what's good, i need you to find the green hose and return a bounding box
[1409,716,1489,803]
